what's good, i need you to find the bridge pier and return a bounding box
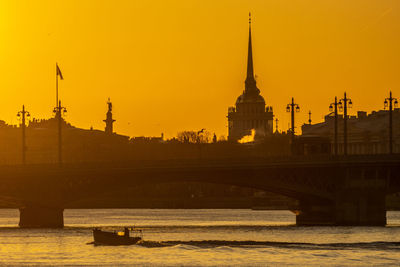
[296,167,388,226]
[334,190,386,226]
[296,193,386,226]
[19,206,64,228]
[333,169,387,226]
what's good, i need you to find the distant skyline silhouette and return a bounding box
[0,0,399,138]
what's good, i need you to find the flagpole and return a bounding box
[56,63,59,108]
[54,63,66,165]
[55,63,61,165]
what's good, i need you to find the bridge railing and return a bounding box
[0,153,399,171]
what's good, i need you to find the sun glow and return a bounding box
[238,129,256,144]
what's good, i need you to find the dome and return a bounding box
[236,93,265,105]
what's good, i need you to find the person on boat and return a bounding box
[124,227,129,237]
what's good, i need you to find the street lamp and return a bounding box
[17,105,30,165]
[338,101,343,112]
[53,100,67,165]
[286,97,300,147]
[329,97,339,155]
[384,91,398,154]
[339,92,352,155]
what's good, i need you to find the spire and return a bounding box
[247,13,254,80]
[244,13,259,95]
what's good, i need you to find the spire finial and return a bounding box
[244,12,259,95]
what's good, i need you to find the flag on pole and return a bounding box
[56,63,64,80]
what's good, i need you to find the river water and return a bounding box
[0,209,399,266]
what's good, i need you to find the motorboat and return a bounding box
[92,227,142,245]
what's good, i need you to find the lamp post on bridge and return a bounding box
[329,97,339,156]
[17,105,30,165]
[286,97,300,149]
[339,92,352,155]
[384,91,398,154]
[53,101,67,165]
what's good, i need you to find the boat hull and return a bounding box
[93,229,142,245]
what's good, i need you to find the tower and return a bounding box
[227,14,274,141]
[104,98,115,135]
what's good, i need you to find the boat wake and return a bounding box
[136,240,400,250]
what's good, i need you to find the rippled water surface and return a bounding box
[0,209,400,266]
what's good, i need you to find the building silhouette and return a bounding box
[228,15,273,141]
[104,98,115,135]
[302,109,400,154]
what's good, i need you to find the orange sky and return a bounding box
[0,0,399,138]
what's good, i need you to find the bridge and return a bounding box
[1,154,399,228]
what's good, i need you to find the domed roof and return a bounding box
[236,92,265,105]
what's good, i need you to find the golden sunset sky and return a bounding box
[0,0,399,138]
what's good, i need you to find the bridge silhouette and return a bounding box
[1,154,399,228]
